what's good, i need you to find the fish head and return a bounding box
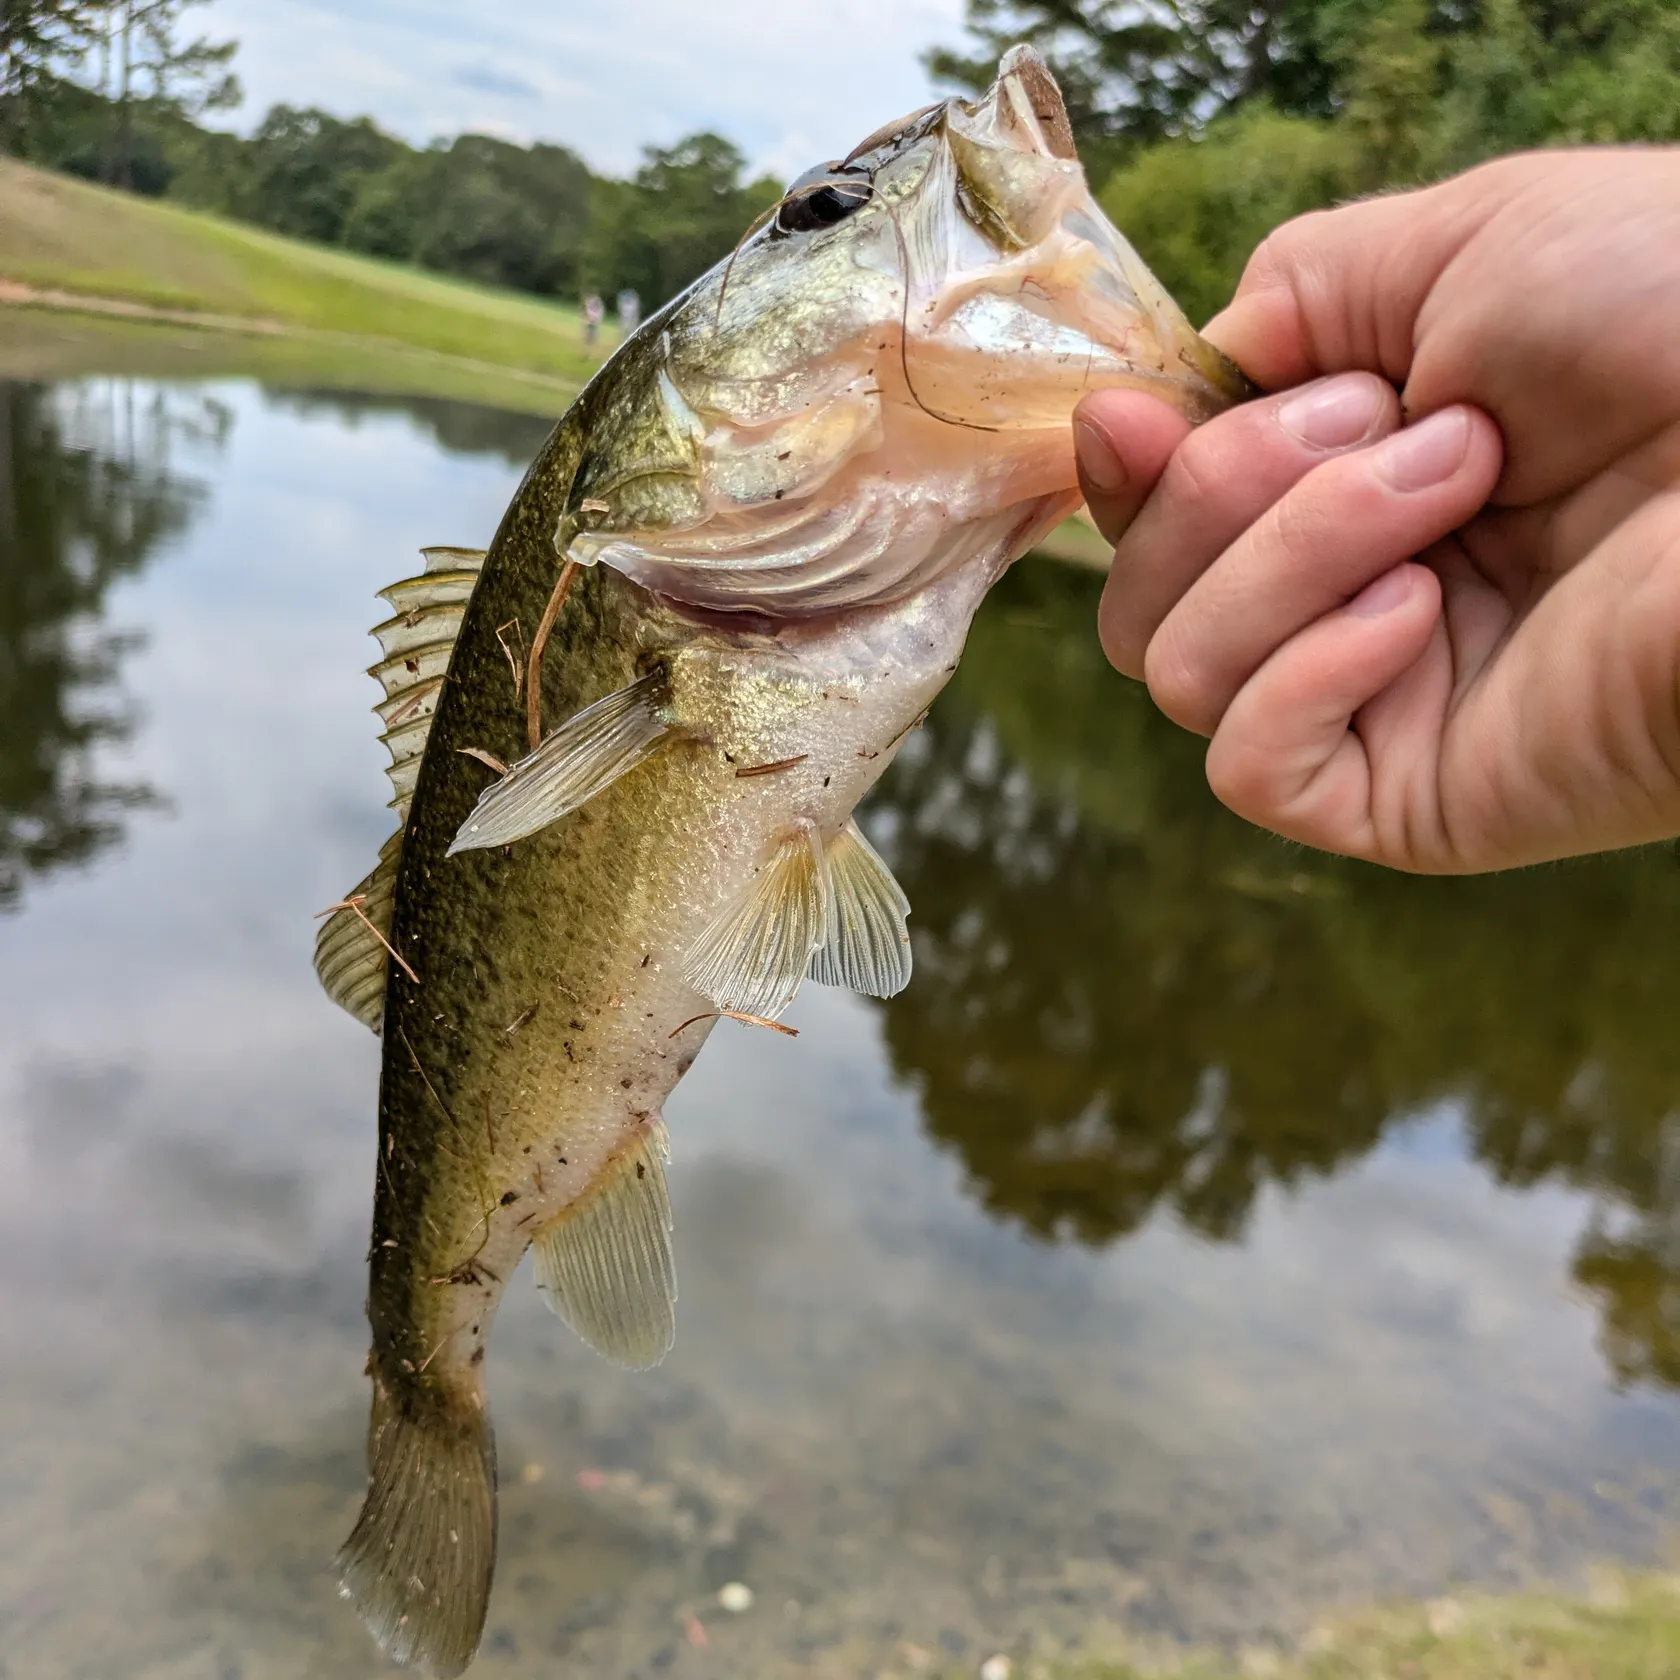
[564,45,1251,615]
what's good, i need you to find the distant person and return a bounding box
[1073,149,1680,876]
[582,292,605,347]
[617,288,642,338]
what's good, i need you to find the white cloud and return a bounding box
[199,0,974,179]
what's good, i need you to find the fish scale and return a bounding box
[318,44,1251,1676]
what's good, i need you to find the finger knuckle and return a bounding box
[1266,457,1387,569]
[1097,597,1146,680]
[1242,209,1336,295]
[1143,628,1214,734]
[1204,732,1273,817]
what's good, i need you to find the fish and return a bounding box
[314,43,1250,1677]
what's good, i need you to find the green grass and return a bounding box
[0,158,605,408]
[1015,1573,1680,1680]
[0,305,581,416]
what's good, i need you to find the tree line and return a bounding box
[5,0,1679,323]
[0,0,780,312]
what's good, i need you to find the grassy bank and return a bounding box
[1025,1573,1680,1680]
[0,305,585,417]
[0,158,602,411]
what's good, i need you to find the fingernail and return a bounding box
[1347,567,1413,617]
[1074,418,1127,495]
[1376,409,1471,491]
[1277,374,1385,450]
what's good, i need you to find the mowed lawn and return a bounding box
[0,159,602,399]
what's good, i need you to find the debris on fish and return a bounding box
[316,43,1250,1677]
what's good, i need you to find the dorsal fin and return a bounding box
[683,823,828,1021]
[371,555,482,819]
[314,837,403,1031]
[531,1121,676,1370]
[809,819,912,998]
[313,547,485,1031]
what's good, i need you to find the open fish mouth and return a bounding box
[550,44,1251,619]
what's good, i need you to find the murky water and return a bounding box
[3,377,1678,1680]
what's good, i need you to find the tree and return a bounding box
[0,0,93,153]
[347,134,595,296]
[579,132,780,311]
[104,0,238,188]
[238,105,404,245]
[925,0,1339,174]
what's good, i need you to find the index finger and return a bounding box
[1201,164,1514,390]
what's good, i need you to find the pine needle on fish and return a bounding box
[314,893,420,985]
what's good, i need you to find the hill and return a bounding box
[0,158,602,413]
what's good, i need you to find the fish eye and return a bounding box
[776,164,870,236]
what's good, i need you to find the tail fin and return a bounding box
[336,1377,497,1677]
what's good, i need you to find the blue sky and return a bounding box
[198,0,975,182]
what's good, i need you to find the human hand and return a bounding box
[1077,149,1680,872]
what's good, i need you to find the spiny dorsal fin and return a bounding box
[447,672,672,855]
[371,550,483,820]
[315,548,485,1031]
[335,1375,494,1678]
[314,833,403,1032]
[809,819,913,998]
[420,545,486,573]
[531,1121,676,1370]
[684,823,828,1021]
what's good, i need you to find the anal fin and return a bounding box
[531,1121,676,1370]
[809,819,912,998]
[315,832,404,1032]
[448,671,672,855]
[684,824,827,1021]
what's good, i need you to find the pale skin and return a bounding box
[1074,148,1680,873]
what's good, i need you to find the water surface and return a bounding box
[2,378,1678,1679]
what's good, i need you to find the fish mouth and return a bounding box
[892,46,1249,430]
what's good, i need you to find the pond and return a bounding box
[2,375,1678,1678]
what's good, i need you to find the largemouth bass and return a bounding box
[315,45,1249,1676]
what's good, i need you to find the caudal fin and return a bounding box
[336,1378,497,1677]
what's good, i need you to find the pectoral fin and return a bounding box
[531,1122,676,1370]
[683,825,828,1021]
[809,819,912,998]
[447,672,672,855]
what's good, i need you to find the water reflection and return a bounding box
[261,388,553,469]
[2,379,1677,1675]
[0,381,223,909]
[870,558,1680,1390]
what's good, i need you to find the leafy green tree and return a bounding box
[580,132,780,311]
[345,134,594,296]
[1099,105,1349,325]
[236,105,404,244]
[925,0,1339,178]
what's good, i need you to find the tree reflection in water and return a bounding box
[868,558,1680,1392]
[0,381,224,910]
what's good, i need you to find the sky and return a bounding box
[196,0,976,183]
